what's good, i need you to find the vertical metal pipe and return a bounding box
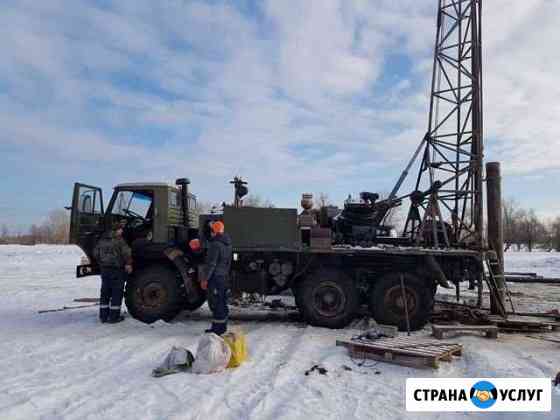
[183,181,190,229]
[486,162,505,313]
[472,0,484,249]
[455,0,462,238]
[400,274,411,336]
[175,178,191,230]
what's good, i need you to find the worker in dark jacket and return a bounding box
[201,220,232,335]
[93,221,133,324]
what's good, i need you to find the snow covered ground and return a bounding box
[1,245,560,420]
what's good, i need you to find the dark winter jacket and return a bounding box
[205,233,232,279]
[93,230,132,270]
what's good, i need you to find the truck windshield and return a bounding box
[112,191,153,219]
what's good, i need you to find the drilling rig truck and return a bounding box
[68,0,490,331]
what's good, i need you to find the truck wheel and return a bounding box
[298,269,358,329]
[125,265,184,324]
[369,272,431,331]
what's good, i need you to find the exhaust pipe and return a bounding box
[175,178,191,229]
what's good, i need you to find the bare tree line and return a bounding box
[0,210,70,245]
[503,198,560,252]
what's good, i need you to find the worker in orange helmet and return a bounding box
[201,220,232,335]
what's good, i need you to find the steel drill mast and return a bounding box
[402,0,483,248]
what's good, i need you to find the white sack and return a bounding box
[191,333,231,374]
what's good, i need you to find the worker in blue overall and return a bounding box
[201,221,232,335]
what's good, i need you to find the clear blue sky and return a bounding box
[1,0,559,232]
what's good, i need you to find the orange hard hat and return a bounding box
[189,238,201,251]
[210,220,225,234]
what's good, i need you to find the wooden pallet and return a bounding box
[487,316,560,333]
[432,324,498,339]
[336,336,462,369]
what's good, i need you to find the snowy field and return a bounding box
[1,245,560,420]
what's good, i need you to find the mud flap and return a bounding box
[164,248,201,303]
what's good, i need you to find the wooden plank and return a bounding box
[485,316,560,333]
[347,347,433,369]
[384,341,461,354]
[488,315,559,326]
[346,341,442,357]
[338,340,438,358]
[374,339,447,349]
[339,336,463,349]
[493,323,552,331]
[381,336,451,344]
[337,339,462,359]
[432,324,499,339]
[349,339,447,357]
[386,341,461,353]
[500,327,550,333]
[377,337,459,347]
[345,343,439,369]
[339,340,461,369]
[506,312,560,321]
[433,324,498,331]
[354,337,445,347]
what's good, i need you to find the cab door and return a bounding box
[69,183,105,263]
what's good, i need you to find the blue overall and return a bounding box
[207,273,229,335]
[99,269,126,322]
[204,231,232,335]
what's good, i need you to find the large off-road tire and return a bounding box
[125,265,184,324]
[369,272,433,331]
[297,268,359,329]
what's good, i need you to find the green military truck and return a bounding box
[69,179,482,330]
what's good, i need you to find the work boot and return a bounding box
[204,327,226,336]
[107,315,125,324]
[108,308,125,324]
[99,306,109,323]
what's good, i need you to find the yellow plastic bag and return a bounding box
[223,331,247,368]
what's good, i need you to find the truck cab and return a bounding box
[69,179,207,324]
[69,181,198,277]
